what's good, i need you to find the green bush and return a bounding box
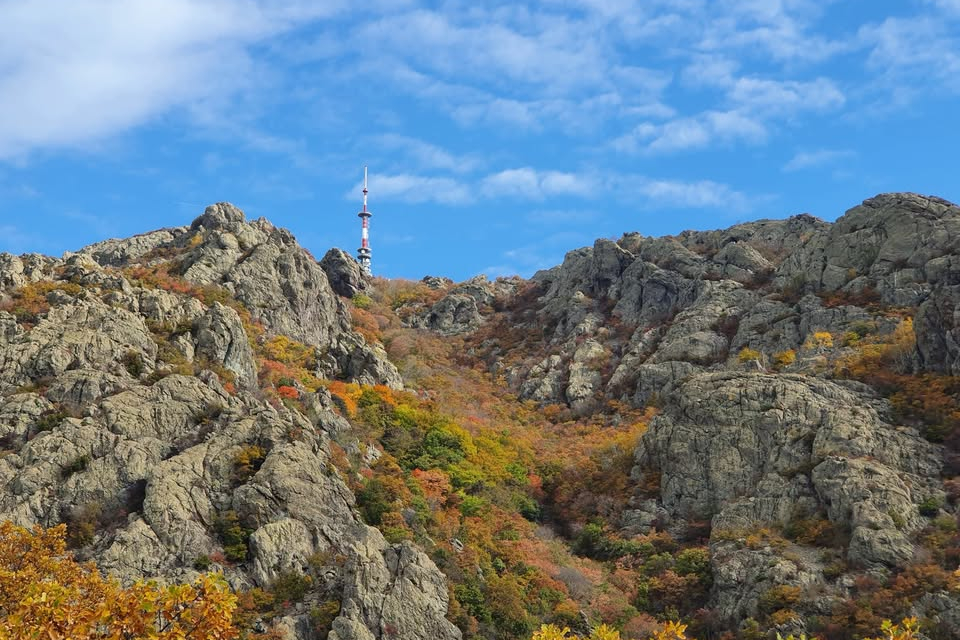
[35,410,67,433]
[459,493,488,517]
[121,350,144,378]
[64,454,90,476]
[224,544,247,563]
[352,293,372,309]
[454,581,492,626]
[356,478,392,525]
[918,497,942,518]
[573,523,646,560]
[310,600,341,638]
[271,570,311,606]
[213,510,252,562]
[674,547,711,583]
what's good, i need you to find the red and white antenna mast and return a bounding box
[357,166,372,276]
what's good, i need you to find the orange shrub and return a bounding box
[0,280,83,325]
[277,385,299,399]
[350,306,381,343]
[325,381,361,416]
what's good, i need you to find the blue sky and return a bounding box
[1,0,959,281]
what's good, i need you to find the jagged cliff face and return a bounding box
[411,192,960,635]
[431,193,960,411]
[0,204,457,640]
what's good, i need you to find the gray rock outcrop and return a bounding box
[406,275,518,336]
[635,372,940,568]
[321,248,367,299]
[777,193,960,306]
[76,202,401,389]
[479,193,960,415]
[194,302,258,388]
[0,206,460,639]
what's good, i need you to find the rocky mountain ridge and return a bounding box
[408,192,960,636]
[1,193,959,639]
[407,194,960,408]
[0,204,457,640]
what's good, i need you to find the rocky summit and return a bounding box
[1,194,959,640]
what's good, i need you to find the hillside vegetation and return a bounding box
[0,194,959,639]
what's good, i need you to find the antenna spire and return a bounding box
[356,166,372,276]
[362,166,368,212]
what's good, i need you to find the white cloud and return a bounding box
[859,16,960,93]
[728,77,845,113]
[697,0,849,64]
[347,165,749,214]
[481,168,540,199]
[356,9,618,95]
[783,149,855,172]
[347,5,673,134]
[628,178,753,211]
[481,168,597,200]
[540,172,597,198]
[0,0,347,160]
[0,0,879,164]
[361,173,474,205]
[613,110,766,154]
[926,0,960,15]
[707,111,769,140]
[681,55,740,88]
[613,72,842,155]
[452,91,675,135]
[453,98,543,131]
[5,0,954,218]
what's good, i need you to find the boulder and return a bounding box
[193,302,258,388]
[321,248,366,299]
[636,372,941,569]
[407,275,498,336]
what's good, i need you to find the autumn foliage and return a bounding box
[530,617,929,640]
[0,521,238,639]
[0,280,83,326]
[11,256,956,640]
[532,623,625,640]
[836,318,960,474]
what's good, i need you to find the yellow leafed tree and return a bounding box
[535,618,928,640]
[865,618,922,640]
[0,521,238,640]
[531,621,689,640]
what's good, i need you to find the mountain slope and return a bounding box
[409,192,960,638]
[0,194,959,640]
[0,205,457,640]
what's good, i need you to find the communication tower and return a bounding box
[357,166,372,276]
